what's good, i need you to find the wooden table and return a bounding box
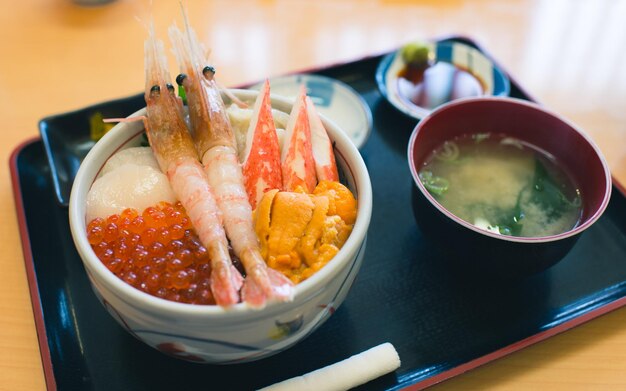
[1,0,624,389]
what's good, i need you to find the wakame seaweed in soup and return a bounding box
[418,133,582,237]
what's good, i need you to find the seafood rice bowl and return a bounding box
[70,15,372,363]
[70,87,372,363]
[69,18,372,362]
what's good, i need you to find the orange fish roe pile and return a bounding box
[86,202,218,305]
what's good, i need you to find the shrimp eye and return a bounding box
[150,85,160,96]
[166,83,175,93]
[175,73,187,86]
[202,66,216,76]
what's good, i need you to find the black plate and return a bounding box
[12,37,626,390]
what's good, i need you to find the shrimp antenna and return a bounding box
[131,0,153,34]
[179,1,191,38]
[134,15,149,33]
[178,0,206,71]
[176,0,248,108]
[179,1,196,62]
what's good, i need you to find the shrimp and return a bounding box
[143,23,242,307]
[169,20,293,308]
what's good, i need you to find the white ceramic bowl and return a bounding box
[69,89,372,364]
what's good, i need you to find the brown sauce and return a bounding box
[397,62,484,110]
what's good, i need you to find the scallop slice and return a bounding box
[99,147,161,177]
[86,163,176,222]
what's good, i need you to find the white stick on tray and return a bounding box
[258,343,401,391]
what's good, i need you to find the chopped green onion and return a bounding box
[435,141,460,162]
[498,226,512,236]
[472,133,490,143]
[419,171,449,196]
[500,137,524,150]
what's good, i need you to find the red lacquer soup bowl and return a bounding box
[408,97,612,278]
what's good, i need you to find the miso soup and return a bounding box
[418,133,582,237]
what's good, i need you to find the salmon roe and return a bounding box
[87,202,218,305]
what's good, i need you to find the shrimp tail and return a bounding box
[209,244,244,306]
[240,275,265,308]
[240,249,294,308]
[210,270,243,306]
[266,268,295,300]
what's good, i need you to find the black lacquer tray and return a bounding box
[11,37,626,390]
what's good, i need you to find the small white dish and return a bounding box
[249,74,372,149]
